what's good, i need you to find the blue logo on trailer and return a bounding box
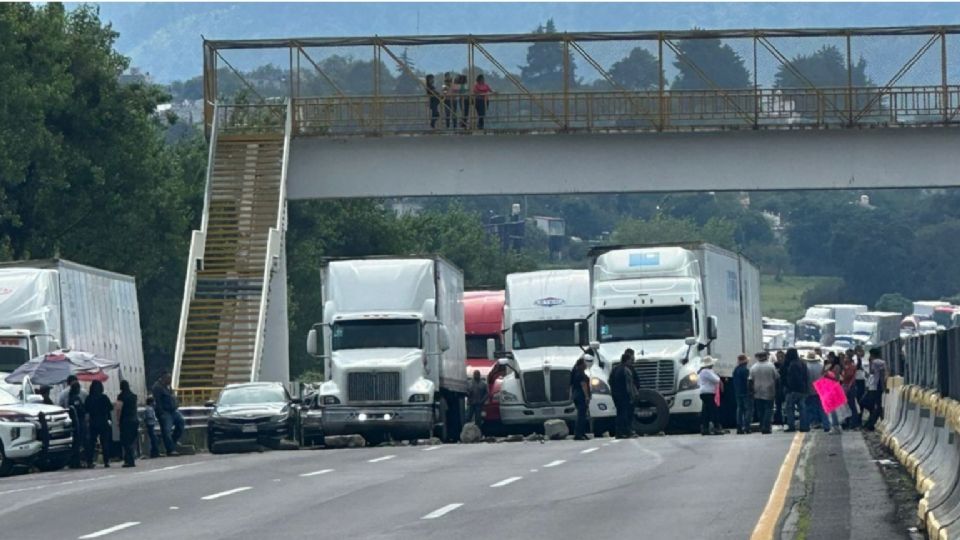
[534,297,565,307]
[629,252,660,267]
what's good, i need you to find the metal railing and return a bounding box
[203,25,960,137]
[286,85,960,137]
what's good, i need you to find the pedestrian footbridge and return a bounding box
[173,25,960,401]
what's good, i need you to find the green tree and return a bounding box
[519,19,578,91]
[671,34,751,90]
[913,219,960,299]
[612,216,702,245]
[875,293,913,316]
[608,46,661,90]
[775,45,870,89]
[392,48,422,95]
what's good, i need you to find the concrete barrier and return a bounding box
[881,382,909,447]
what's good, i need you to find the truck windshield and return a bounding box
[797,323,822,343]
[332,319,421,350]
[466,335,501,358]
[512,320,588,350]
[0,340,29,372]
[597,306,694,342]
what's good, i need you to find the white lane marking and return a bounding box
[78,522,140,539]
[529,469,538,473]
[581,447,600,454]
[169,507,179,510]
[201,486,252,500]
[422,503,463,520]
[422,446,444,452]
[490,476,523,488]
[300,469,334,477]
[368,455,396,463]
[602,443,611,447]
[543,460,566,468]
[610,439,622,444]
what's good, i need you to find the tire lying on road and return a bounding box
[632,389,670,435]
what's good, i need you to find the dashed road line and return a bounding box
[78,522,140,539]
[610,439,622,444]
[422,503,463,519]
[368,455,396,463]
[543,460,566,468]
[490,476,523,488]
[300,469,334,477]
[201,486,252,500]
[169,507,179,510]
[581,447,600,454]
[422,446,444,452]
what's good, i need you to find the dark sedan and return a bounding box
[206,383,298,453]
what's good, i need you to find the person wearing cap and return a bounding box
[750,351,779,434]
[698,356,723,436]
[804,351,831,433]
[732,354,752,434]
[569,354,592,440]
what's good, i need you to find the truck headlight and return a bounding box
[322,396,340,405]
[590,377,610,394]
[408,394,430,403]
[677,372,699,392]
[498,391,519,403]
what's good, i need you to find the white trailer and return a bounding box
[588,243,762,432]
[497,270,603,430]
[307,257,467,442]
[854,311,902,346]
[811,304,868,335]
[0,260,146,400]
[913,301,951,320]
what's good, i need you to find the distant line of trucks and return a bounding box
[306,242,763,439]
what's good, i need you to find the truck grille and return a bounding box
[634,360,675,395]
[522,370,572,404]
[347,372,401,403]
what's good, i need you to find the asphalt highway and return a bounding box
[0,433,796,540]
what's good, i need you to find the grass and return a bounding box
[760,274,841,322]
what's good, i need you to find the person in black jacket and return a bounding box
[84,380,113,468]
[609,349,638,439]
[570,355,592,440]
[117,380,139,468]
[782,348,810,433]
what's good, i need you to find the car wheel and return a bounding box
[207,433,224,454]
[0,440,13,477]
[632,389,671,435]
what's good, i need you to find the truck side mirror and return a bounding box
[306,328,319,357]
[438,325,451,352]
[497,357,510,366]
[486,338,496,361]
[589,340,600,351]
[685,337,698,346]
[707,316,718,341]
[50,339,61,351]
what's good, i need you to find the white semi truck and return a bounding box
[588,243,762,432]
[0,259,146,400]
[854,311,902,347]
[496,270,611,430]
[795,318,836,348]
[307,257,467,443]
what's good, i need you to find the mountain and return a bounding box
[81,2,960,83]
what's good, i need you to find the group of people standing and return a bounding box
[425,73,494,130]
[776,345,886,433]
[56,370,187,469]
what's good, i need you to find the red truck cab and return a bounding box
[464,290,505,425]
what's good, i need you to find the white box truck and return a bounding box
[0,259,146,400]
[854,311,902,347]
[811,304,868,335]
[306,257,467,443]
[588,243,762,432]
[496,270,608,431]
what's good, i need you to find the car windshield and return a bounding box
[0,340,29,373]
[512,319,588,350]
[797,323,822,342]
[219,386,287,406]
[466,335,501,358]
[0,388,18,406]
[332,319,421,350]
[598,306,694,342]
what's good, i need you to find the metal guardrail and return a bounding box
[894,326,960,401]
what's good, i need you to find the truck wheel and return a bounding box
[444,393,464,443]
[0,441,13,477]
[632,389,670,435]
[433,397,449,442]
[592,418,614,439]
